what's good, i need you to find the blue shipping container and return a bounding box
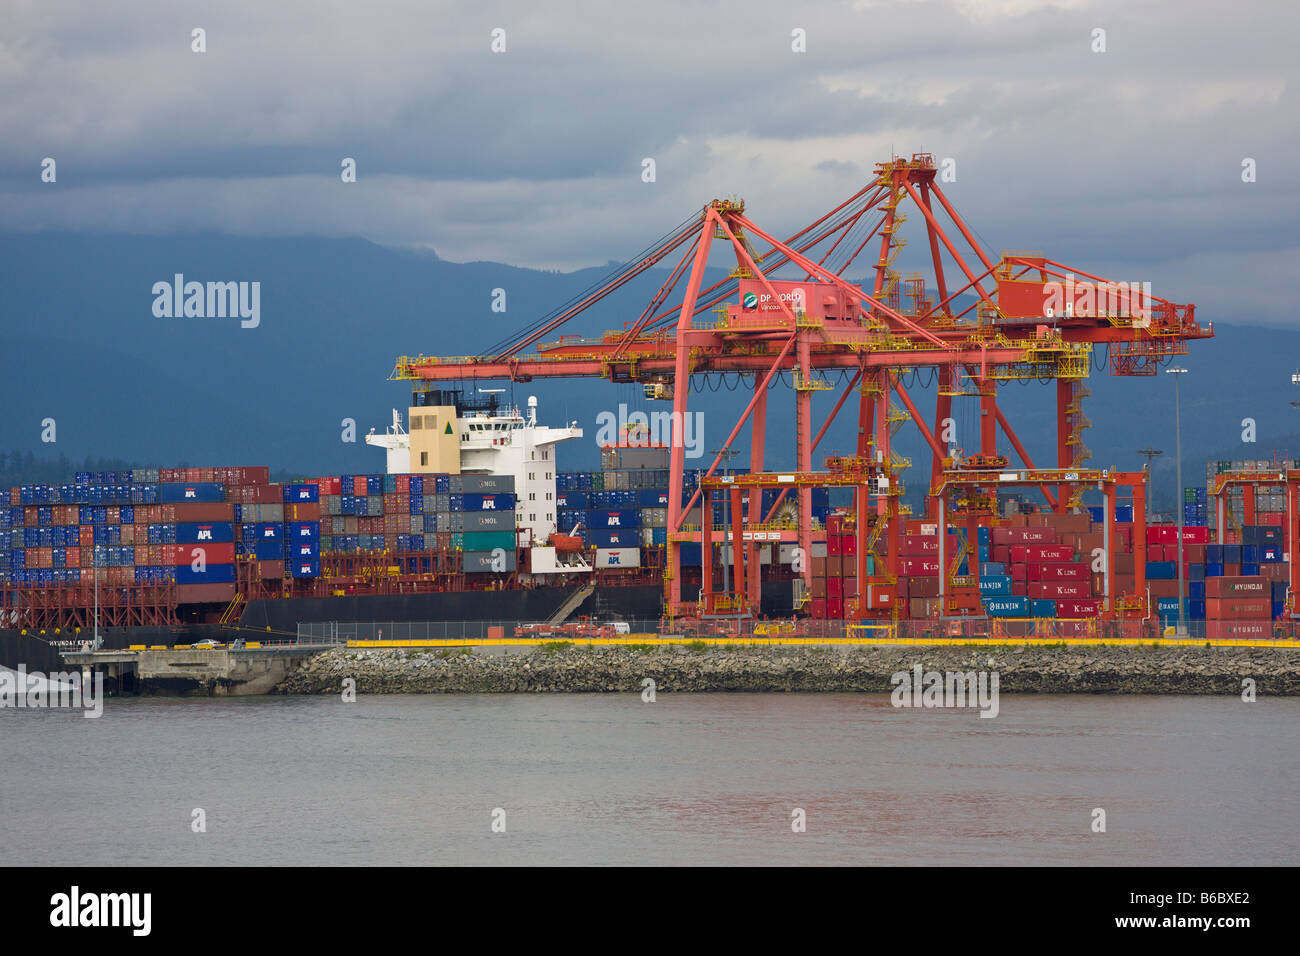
[290,559,321,578]
[589,528,639,549]
[459,493,516,512]
[158,482,225,503]
[177,521,234,544]
[985,597,1029,617]
[284,483,319,503]
[176,563,236,584]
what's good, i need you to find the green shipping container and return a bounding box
[461,531,516,551]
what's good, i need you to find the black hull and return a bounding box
[0,581,799,671]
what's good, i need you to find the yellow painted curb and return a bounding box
[344,637,1300,650]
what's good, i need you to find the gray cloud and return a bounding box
[0,0,1296,319]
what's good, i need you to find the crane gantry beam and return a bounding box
[393,153,1214,617]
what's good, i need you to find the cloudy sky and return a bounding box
[2,0,1296,323]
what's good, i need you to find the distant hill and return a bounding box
[0,232,1292,512]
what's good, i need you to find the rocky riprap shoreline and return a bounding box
[273,643,1300,695]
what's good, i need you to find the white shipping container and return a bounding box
[595,547,641,569]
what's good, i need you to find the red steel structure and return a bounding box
[393,154,1213,617]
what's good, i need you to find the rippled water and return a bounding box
[2,693,1295,865]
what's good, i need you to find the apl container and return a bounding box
[158,482,225,503]
[176,522,234,544]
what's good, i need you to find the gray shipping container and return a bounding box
[451,474,515,493]
[423,494,438,513]
[441,512,462,532]
[640,508,667,528]
[462,511,516,531]
[435,494,451,513]
[463,549,517,573]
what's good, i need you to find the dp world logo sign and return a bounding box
[742,292,758,310]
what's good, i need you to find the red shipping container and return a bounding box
[65,548,80,568]
[827,597,844,619]
[286,503,321,521]
[826,514,846,535]
[1056,598,1102,617]
[1010,563,1028,582]
[167,543,236,565]
[908,576,939,598]
[1147,579,1178,598]
[176,583,238,604]
[810,598,828,618]
[828,535,842,557]
[1028,562,1089,581]
[1204,620,1272,640]
[1205,598,1270,620]
[1146,525,1179,545]
[1179,526,1209,544]
[173,502,235,521]
[1026,544,1073,562]
[900,556,939,576]
[1204,576,1268,599]
[903,534,938,555]
[991,545,1011,564]
[257,560,285,579]
[1029,581,1090,599]
[840,534,856,556]
[827,577,843,599]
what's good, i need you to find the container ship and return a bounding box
[0,389,806,672]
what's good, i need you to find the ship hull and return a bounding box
[0,581,799,672]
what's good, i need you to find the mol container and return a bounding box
[463,550,517,573]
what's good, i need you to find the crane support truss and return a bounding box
[393,154,1213,617]
[931,467,1149,620]
[694,457,902,620]
[1210,470,1300,618]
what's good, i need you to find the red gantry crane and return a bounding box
[393,154,1212,619]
